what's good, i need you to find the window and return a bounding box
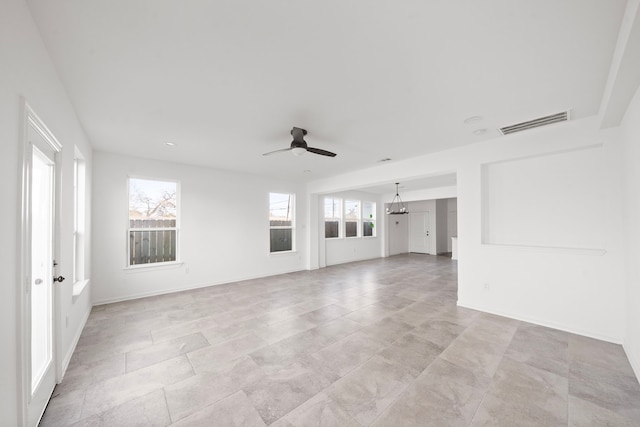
[324,197,341,238]
[73,150,86,282]
[363,201,376,237]
[128,178,178,266]
[269,193,295,253]
[344,200,360,238]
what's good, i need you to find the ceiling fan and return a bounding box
[262,127,337,157]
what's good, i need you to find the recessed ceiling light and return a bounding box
[303,170,311,173]
[464,116,483,125]
[473,128,487,135]
[165,142,176,147]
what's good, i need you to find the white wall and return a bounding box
[436,199,448,254]
[387,185,457,203]
[0,1,93,424]
[308,117,625,343]
[92,152,307,303]
[447,198,458,252]
[387,212,409,256]
[321,191,384,266]
[622,86,640,379]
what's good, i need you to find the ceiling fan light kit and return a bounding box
[386,182,409,215]
[262,127,337,157]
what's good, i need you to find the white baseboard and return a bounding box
[457,300,623,344]
[623,341,640,383]
[92,267,306,306]
[59,305,91,381]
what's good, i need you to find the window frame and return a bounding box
[269,192,296,254]
[126,176,180,268]
[73,148,86,283]
[344,199,360,238]
[362,201,377,238]
[324,197,342,239]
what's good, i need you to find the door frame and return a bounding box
[18,100,62,426]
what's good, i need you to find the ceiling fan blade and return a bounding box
[306,146,337,157]
[262,147,293,156]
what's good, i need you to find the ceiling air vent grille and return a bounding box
[499,111,569,135]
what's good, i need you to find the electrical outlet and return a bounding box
[483,283,490,291]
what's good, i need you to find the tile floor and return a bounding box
[41,254,640,426]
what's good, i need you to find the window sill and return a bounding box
[72,279,89,302]
[326,236,377,240]
[270,250,297,256]
[124,261,184,271]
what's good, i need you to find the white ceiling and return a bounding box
[27,0,627,182]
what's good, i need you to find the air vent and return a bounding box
[499,111,570,135]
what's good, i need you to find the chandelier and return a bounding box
[386,183,409,215]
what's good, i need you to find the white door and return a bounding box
[410,212,430,254]
[26,123,59,426]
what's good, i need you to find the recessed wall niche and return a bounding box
[481,145,606,251]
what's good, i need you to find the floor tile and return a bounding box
[249,328,336,374]
[188,332,267,373]
[55,353,125,395]
[439,332,508,378]
[505,322,569,377]
[298,304,352,325]
[487,357,568,423]
[70,389,170,427]
[253,317,317,344]
[39,387,86,426]
[171,391,266,427]
[279,391,361,427]
[343,303,394,326]
[165,355,265,422]
[413,319,467,348]
[244,356,338,424]
[470,393,565,427]
[312,331,386,377]
[377,342,436,377]
[81,356,193,418]
[569,360,640,422]
[327,355,414,425]
[384,358,490,427]
[568,395,639,427]
[359,317,414,345]
[126,332,209,372]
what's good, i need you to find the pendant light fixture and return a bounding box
[386,182,409,215]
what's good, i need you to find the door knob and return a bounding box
[53,276,65,283]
